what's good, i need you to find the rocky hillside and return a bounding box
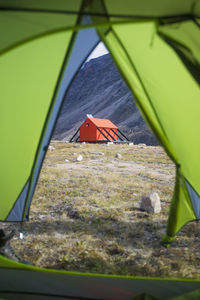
[53,54,158,145]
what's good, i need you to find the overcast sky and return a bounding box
[87,42,109,61]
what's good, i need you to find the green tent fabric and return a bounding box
[1,0,200,298]
[0,255,200,300]
[96,19,200,244]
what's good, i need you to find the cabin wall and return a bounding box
[96,128,118,141]
[80,119,96,141]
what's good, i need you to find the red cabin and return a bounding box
[79,118,118,142]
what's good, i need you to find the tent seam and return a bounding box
[1,6,199,19]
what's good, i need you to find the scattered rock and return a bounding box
[140,192,161,214]
[19,232,24,240]
[48,145,55,151]
[138,143,146,148]
[54,233,63,239]
[128,143,133,146]
[66,205,80,219]
[106,244,124,256]
[65,159,69,162]
[115,153,122,159]
[107,142,114,146]
[38,215,46,220]
[73,144,81,148]
[92,152,104,155]
[76,155,83,162]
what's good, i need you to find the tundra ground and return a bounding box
[3,142,200,279]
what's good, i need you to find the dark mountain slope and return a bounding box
[53,54,158,145]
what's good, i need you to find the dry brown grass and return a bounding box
[2,142,200,279]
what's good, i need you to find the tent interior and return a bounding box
[1,1,200,299]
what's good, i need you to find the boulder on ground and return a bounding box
[140,192,161,214]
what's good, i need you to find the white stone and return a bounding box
[140,192,161,214]
[138,143,146,148]
[115,153,122,159]
[65,159,69,162]
[48,145,55,151]
[128,143,133,146]
[76,155,83,162]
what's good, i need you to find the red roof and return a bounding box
[88,118,117,129]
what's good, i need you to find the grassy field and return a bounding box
[2,142,200,279]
